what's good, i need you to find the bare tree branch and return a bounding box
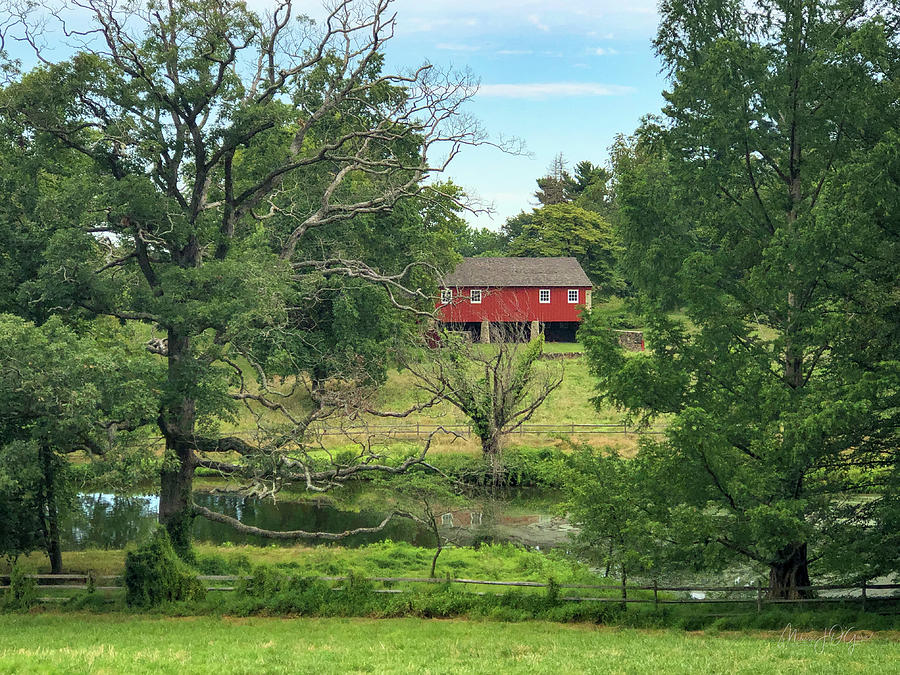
[193,504,422,540]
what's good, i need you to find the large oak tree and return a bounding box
[1,0,489,553]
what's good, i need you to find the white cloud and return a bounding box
[496,49,534,55]
[436,43,482,51]
[527,14,550,32]
[592,46,619,55]
[477,82,634,99]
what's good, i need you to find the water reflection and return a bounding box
[192,493,431,548]
[61,491,573,551]
[62,494,159,550]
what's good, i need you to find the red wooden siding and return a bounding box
[437,286,590,323]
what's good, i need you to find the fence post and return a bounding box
[653,580,658,609]
[756,580,762,613]
[623,421,627,434]
[861,579,867,612]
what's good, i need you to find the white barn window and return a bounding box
[470,289,482,304]
[568,289,579,303]
[440,289,452,304]
[539,289,550,304]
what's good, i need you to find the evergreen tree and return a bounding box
[582,0,900,596]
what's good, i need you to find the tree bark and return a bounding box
[39,446,63,575]
[429,517,442,578]
[480,430,504,487]
[768,543,812,599]
[311,364,327,395]
[158,327,198,558]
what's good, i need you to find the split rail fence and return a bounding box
[121,422,666,450]
[272,422,665,438]
[3,574,897,612]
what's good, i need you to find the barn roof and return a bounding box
[441,257,592,288]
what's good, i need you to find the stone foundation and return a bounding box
[615,330,645,351]
[480,320,491,344]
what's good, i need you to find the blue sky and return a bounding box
[385,0,668,228]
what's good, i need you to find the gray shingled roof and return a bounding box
[441,257,592,287]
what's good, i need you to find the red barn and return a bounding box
[436,257,593,342]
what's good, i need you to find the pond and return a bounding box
[61,489,576,551]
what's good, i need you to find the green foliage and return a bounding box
[0,0,471,548]
[404,333,563,467]
[500,211,532,244]
[194,552,252,576]
[562,447,666,578]
[509,204,621,291]
[123,529,205,607]
[189,539,601,588]
[590,0,900,591]
[226,563,621,623]
[0,442,45,562]
[455,226,508,258]
[1,564,37,611]
[0,315,160,566]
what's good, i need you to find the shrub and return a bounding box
[2,564,37,610]
[195,552,251,575]
[418,446,567,487]
[124,529,206,607]
[238,565,333,616]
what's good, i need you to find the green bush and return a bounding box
[422,446,568,487]
[226,564,633,623]
[238,566,333,616]
[195,552,251,575]
[2,564,37,610]
[124,529,206,607]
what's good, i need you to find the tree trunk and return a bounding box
[158,328,197,558]
[480,430,504,487]
[311,364,327,395]
[429,518,442,579]
[768,543,812,599]
[39,446,63,575]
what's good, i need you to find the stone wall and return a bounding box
[615,330,645,351]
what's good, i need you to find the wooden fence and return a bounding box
[121,422,666,450]
[3,574,897,612]
[276,422,665,438]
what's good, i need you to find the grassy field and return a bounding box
[0,541,596,583]
[0,614,895,674]
[222,344,609,428]
[213,343,645,456]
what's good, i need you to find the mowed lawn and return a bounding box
[0,614,896,674]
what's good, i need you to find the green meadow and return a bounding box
[0,614,896,675]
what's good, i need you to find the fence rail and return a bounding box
[3,574,896,611]
[271,422,665,438]
[121,423,666,450]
